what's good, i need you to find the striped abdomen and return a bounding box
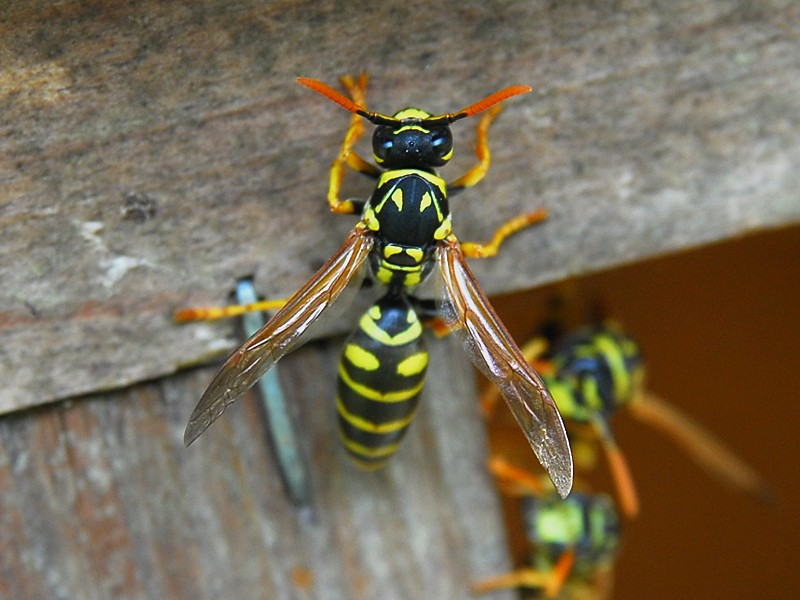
[337,292,428,469]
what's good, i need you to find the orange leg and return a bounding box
[472,569,551,593]
[472,551,575,597]
[487,455,548,496]
[592,417,640,518]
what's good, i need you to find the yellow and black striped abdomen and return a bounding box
[337,293,428,469]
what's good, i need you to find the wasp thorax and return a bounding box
[372,120,454,169]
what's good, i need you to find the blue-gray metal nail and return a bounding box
[236,279,310,507]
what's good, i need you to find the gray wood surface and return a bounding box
[2,0,799,410]
[0,335,516,600]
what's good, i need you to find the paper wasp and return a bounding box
[483,322,771,515]
[475,459,621,598]
[177,74,573,497]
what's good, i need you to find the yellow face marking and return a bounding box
[338,363,424,402]
[358,311,422,346]
[390,187,404,211]
[344,343,380,371]
[337,397,418,433]
[394,124,429,135]
[393,107,431,120]
[396,352,428,377]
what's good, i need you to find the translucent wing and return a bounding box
[436,238,573,497]
[184,226,374,446]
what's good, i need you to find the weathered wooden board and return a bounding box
[0,334,516,600]
[2,0,799,410]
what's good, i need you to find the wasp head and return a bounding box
[372,109,454,169]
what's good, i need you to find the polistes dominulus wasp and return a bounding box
[177,74,574,497]
[475,459,621,598]
[483,321,772,515]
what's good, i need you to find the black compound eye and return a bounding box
[429,127,453,157]
[373,126,394,159]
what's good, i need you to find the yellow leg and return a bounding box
[460,208,548,258]
[175,298,287,322]
[449,104,502,192]
[327,73,381,214]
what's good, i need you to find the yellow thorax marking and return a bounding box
[376,169,446,198]
[419,191,432,213]
[363,207,379,231]
[383,245,404,258]
[405,247,424,262]
[373,170,446,223]
[390,187,404,211]
[433,215,453,240]
[382,244,425,265]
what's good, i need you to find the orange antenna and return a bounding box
[296,77,368,116]
[425,84,532,125]
[298,77,531,126]
[297,76,400,126]
[457,84,532,117]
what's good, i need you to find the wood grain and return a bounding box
[2,0,798,410]
[0,335,517,600]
